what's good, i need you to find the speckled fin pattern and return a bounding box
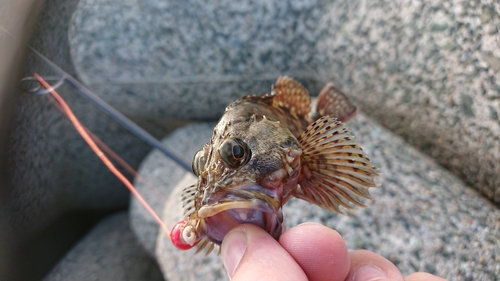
[296,116,378,213]
[271,76,311,118]
[316,83,358,123]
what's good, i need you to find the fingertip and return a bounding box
[279,223,350,281]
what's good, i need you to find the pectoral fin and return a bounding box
[295,116,378,213]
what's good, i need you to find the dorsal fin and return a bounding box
[271,76,311,118]
[316,83,357,122]
[294,116,378,213]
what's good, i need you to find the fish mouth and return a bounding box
[196,183,284,245]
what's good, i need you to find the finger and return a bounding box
[405,272,447,281]
[221,224,308,281]
[347,250,405,281]
[278,222,350,281]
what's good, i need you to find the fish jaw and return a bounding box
[194,183,284,245]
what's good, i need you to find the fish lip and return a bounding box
[197,183,281,219]
[196,183,284,244]
[197,197,278,218]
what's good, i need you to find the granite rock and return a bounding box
[68,0,331,121]
[317,0,500,203]
[5,0,83,245]
[3,2,188,279]
[131,114,500,280]
[7,0,498,280]
[70,0,500,204]
[3,1,169,280]
[43,212,164,281]
[6,0,156,244]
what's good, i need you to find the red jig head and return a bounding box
[170,220,199,250]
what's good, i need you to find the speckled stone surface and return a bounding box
[43,212,164,281]
[131,114,500,281]
[68,0,330,121]
[5,0,83,244]
[70,0,500,204]
[316,0,500,204]
[3,1,176,280]
[5,0,155,244]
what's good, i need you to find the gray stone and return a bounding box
[3,0,173,279]
[43,212,164,281]
[316,0,500,203]
[3,1,192,277]
[131,114,500,280]
[69,0,500,205]
[5,0,182,246]
[4,0,83,246]
[68,0,330,121]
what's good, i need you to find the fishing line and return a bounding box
[33,73,172,237]
[28,47,192,172]
[32,81,169,202]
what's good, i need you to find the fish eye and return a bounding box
[192,150,205,176]
[219,138,251,167]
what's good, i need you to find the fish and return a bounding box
[171,77,378,254]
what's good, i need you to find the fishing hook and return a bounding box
[20,75,65,95]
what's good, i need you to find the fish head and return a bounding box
[182,113,302,247]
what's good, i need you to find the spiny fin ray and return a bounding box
[182,184,197,217]
[296,116,378,213]
[271,76,311,118]
[194,239,218,256]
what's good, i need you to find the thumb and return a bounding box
[348,250,405,281]
[221,224,308,281]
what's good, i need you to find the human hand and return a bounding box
[221,222,446,281]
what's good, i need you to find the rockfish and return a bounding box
[172,77,378,254]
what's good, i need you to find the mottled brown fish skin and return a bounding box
[224,93,310,137]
